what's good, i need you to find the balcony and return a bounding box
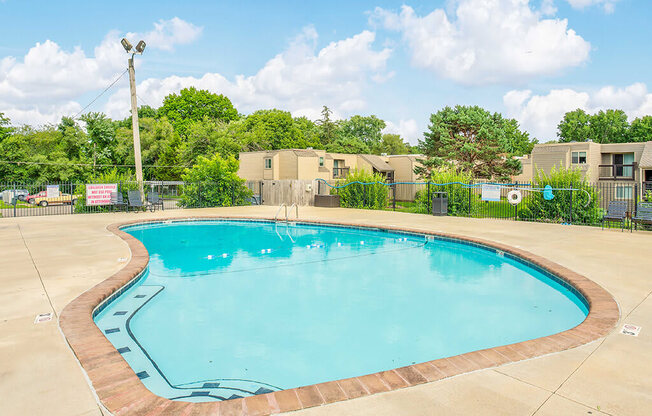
[333,167,350,179]
[598,162,637,181]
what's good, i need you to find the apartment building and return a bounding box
[514,141,652,194]
[238,149,423,183]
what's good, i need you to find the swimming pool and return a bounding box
[93,219,588,403]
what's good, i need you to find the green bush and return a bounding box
[74,169,139,213]
[414,168,474,215]
[179,154,252,207]
[645,190,652,202]
[330,169,388,209]
[518,166,600,224]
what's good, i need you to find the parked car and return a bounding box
[28,191,79,207]
[15,189,29,201]
[25,190,46,204]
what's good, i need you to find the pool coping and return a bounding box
[59,216,620,416]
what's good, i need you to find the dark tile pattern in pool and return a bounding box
[59,216,620,416]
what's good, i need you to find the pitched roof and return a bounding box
[292,149,319,157]
[640,141,652,168]
[360,154,394,172]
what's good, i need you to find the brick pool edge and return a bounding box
[59,216,620,416]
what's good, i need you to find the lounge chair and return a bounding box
[127,190,145,212]
[601,200,628,231]
[632,202,652,232]
[147,191,164,211]
[110,192,127,212]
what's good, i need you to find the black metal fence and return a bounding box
[327,180,651,229]
[0,181,263,218]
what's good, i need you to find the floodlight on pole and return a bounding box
[121,38,133,52]
[121,38,146,201]
[135,40,146,53]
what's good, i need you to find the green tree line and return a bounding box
[557,109,651,143]
[0,87,417,183]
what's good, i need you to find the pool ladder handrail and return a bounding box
[274,203,299,222]
[274,203,287,222]
[288,203,299,221]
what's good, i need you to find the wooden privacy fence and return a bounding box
[247,180,323,206]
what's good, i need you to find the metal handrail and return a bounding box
[274,203,287,221]
[288,203,299,221]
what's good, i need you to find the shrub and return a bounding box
[74,169,139,213]
[179,154,252,207]
[518,166,600,224]
[414,168,474,215]
[645,190,652,202]
[330,169,388,209]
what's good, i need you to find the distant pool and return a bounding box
[94,220,588,402]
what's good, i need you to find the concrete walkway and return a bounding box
[0,207,650,416]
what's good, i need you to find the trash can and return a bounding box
[432,192,448,216]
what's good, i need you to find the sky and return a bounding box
[1,0,651,144]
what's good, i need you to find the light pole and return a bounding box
[121,38,146,200]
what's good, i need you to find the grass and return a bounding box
[471,200,517,219]
[0,201,38,209]
[387,199,518,219]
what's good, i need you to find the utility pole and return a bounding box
[121,38,147,201]
[128,56,144,200]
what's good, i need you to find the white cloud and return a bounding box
[0,17,202,126]
[370,1,591,85]
[503,82,652,140]
[384,118,420,144]
[130,17,203,51]
[565,0,621,13]
[105,27,392,123]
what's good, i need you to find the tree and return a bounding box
[557,108,633,144]
[239,109,318,150]
[179,154,252,207]
[80,112,117,175]
[418,105,521,179]
[629,116,652,142]
[114,117,178,179]
[325,135,370,154]
[378,134,409,155]
[589,109,629,143]
[338,115,386,151]
[293,116,322,148]
[499,117,537,155]
[557,109,591,143]
[179,119,242,167]
[0,124,91,182]
[316,105,337,145]
[159,87,238,137]
[0,112,13,144]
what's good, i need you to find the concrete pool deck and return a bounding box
[1,206,650,415]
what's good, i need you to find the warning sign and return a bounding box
[46,184,60,198]
[86,183,118,206]
[620,324,641,337]
[481,184,501,201]
[34,313,53,324]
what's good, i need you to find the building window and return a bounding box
[571,151,587,164]
[616,185,633,199]
[319,157,324,167]
[614,153,634,177]
[264,158,272,169]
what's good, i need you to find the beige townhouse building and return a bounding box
[238,149,423,183]
[514,141,652,196]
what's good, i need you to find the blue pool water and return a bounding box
[94,220,588,402]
